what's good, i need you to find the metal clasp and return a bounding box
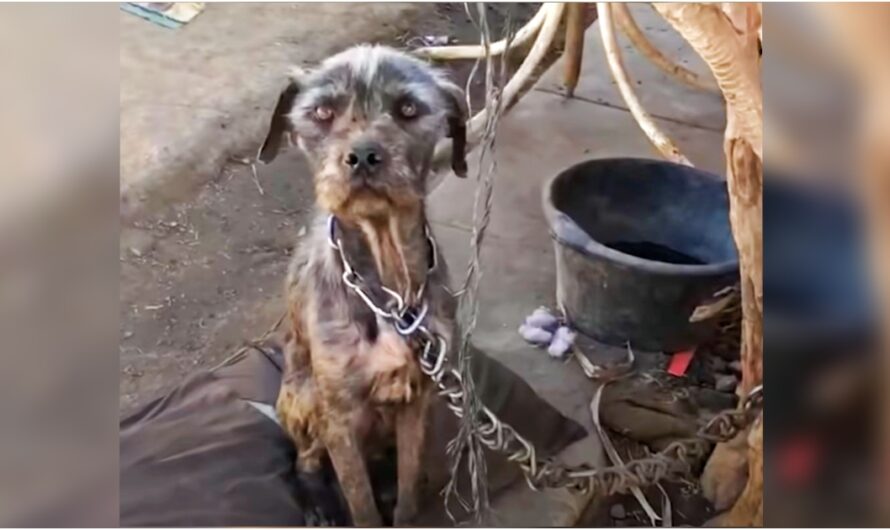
[394,299,429,336]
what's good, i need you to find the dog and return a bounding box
[258,45,468,526]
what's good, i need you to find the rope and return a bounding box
[442,3,516,524]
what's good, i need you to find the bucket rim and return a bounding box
[541,157,740,277]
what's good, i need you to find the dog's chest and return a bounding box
[359,328,423,406]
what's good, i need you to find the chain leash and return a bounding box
[327,215,763,494]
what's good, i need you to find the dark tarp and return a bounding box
[120,337,586,526]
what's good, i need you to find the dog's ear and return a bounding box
[438,79,469,178]
[257,68,307,164]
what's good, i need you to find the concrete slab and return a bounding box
[429,88,724,431]
[426,20,726,516]
[120,3,428,220]
[535,3,726,136]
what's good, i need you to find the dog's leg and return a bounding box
[277,383,348,526]
[394,389,430,525]
[321,418,382,527]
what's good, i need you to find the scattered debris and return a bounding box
[547,326,576,359]
[709,355,727,372]
[518,323,553,345]
[123,365,144,378]
[120,2,205,29]
[526,306,559,331]
[518,306,576,359]
[406,34,453,48]
[250,162,264,196]
[593,383,662,525]
[715,373,739,393]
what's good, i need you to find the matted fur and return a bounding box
[262,45,466,526]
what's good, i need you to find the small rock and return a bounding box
[708,355,727,372]
[298,226,308,237]
[422,34,450,46]
[728,360,742,373]
[715,373,739,393]
[121,227,156,257]
[123,331,134,339]
[610,504,626,520]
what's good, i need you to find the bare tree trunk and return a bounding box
[652,3,762,390]
[653,4,762,525]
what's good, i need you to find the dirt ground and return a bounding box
[119,4,547,414]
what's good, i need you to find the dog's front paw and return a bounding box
[393,498,418,526]
[296,470,349,527]
[304,506,338,527]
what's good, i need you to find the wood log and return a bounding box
[563,3,586,97]
[653,3,762,525]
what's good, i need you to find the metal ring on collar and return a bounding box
[395,300,429,336]
[380,285,405,313]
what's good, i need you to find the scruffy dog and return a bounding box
[259,45,468,526]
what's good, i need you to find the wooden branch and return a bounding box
[563,3,587,97]
[430,3,565,174]
[413,3,550,61]
[613,3,719,92]
[598,2,692,166]
[654,3,762,159]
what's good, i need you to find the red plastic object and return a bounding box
[667,349,695,376]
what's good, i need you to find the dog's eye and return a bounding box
[313,105,334,122]
[398,100,418,119]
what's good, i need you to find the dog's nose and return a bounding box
[345,141,385,174]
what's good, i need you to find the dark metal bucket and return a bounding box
[542,158,739,352]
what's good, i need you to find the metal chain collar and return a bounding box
[328,214,763,495]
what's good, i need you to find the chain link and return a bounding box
[329,214,763,495]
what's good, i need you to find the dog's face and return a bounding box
[260,46,467,219]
